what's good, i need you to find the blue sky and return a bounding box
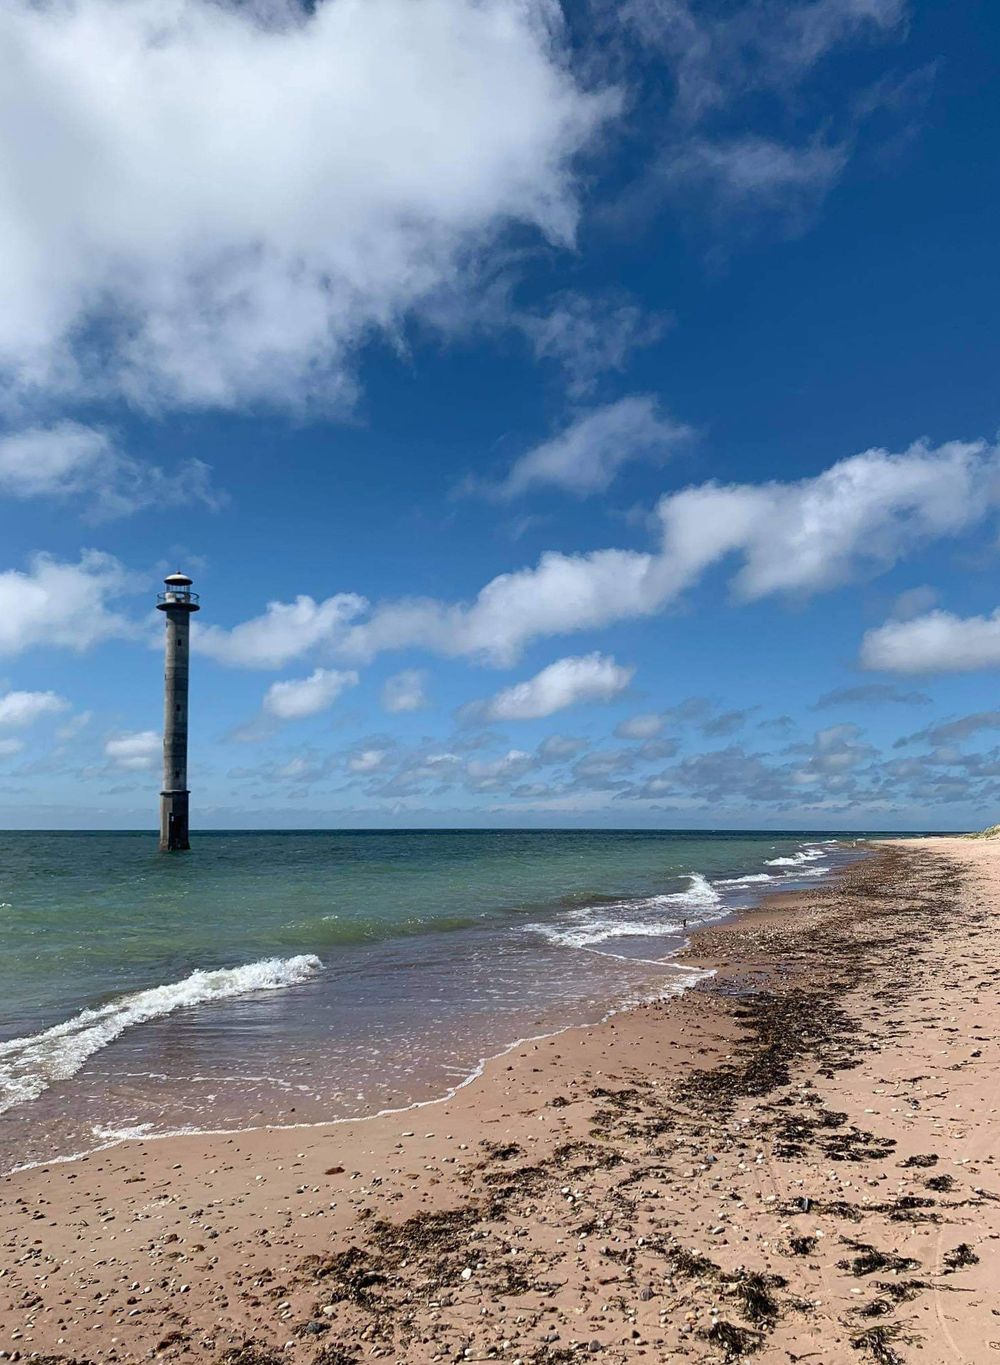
[0,0,998,829]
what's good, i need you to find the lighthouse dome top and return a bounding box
[157,572,200,612]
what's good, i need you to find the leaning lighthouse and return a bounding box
[156,572,200,852]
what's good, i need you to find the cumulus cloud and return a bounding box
[469,396,691,500]
[614,712,665,740]
[861,608,1000,674]
[813,682,931,708]
[895,711,1000,748]
[197,594,366,668]
[0,689,69,728]
[467,653,634,722]
[0,0,611,414]
[466,749,538,787]
[105,730,159,770]
[0,423,220,520]
[537,734,587,762]
[199,437,1000,671]
[0,551,133,658]
[347,747,393,774]
[262,667,358,721]
[381,669,429,714]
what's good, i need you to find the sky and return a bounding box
[0,0,998,831]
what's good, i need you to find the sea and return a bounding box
[0,828,874,1173]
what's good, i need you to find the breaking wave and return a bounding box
[531,873,723,950]
[0,955,322,1115]
[764,848,826,867]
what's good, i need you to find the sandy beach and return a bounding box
[2,836,998,1364]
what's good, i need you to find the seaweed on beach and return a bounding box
[702,1318,766,1360]
[900,1153,937,1168]
[479,1140,523,1162]
[850,1322,918,1365]
[311,1347,360,1365]
[726,1271,785,1326]
[924,1174,956,1192]
[28,1357,97,1365]
[942,1243,979,1272]
[299,1246,387,1309]
[837,1240,920,1277]
[216,1344,286,1365]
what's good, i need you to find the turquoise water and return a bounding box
[0,829,866,1169]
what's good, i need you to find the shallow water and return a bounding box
[0,828,871,1170]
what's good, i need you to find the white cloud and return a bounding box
[381,669,428,714]
[472,653,634,722]
[0,551,133,658]
[471,396,691,500]
[0,689,69,728]
[0,423,219,520]
[609,0,911,244]
[615,712,664,740]
[518,293,667,398]
[56,710,93,741]
[343,438,1000,664]
[348,747,391,774]
[105,729,159,770]
[537,734,587,762]
[262,667,358,721]
[197,594,366,669]
[0,0,612,414]
[0,737,24,757]
[663,135,849,231]
[185,438,1000,672]
[466,749,537,785]
[861,609,1000,674]
[622,0,906,123]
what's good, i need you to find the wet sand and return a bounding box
[1,836,997,1363]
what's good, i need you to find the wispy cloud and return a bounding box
[463,396,691,501]
[0,423,221,521]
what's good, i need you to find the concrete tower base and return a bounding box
[160,789,191,852]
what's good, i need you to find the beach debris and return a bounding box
[849,1322,918,1365]
[702,1318,766,1360]
[216,1343,285,1365]
[837,1240,919,1278]
[941,1243,979,1272]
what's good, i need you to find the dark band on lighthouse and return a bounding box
[156,572,200,852]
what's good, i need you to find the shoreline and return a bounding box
[2,836,996,1362]
[0,841,854,1179]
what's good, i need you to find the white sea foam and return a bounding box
[0,955,322,1115]
[764,848,825,867]
[713,872,778,887]
[532,873,722,950]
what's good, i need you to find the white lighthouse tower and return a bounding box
[156,572,200,851]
